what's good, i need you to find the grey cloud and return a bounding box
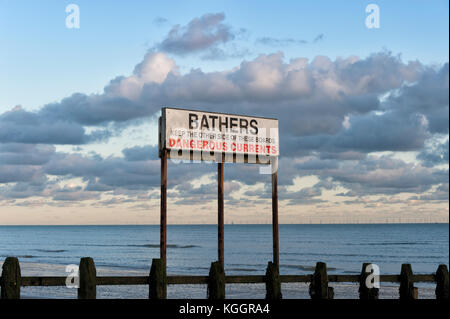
[95,197,137,207]
[384,63,449,134]
[409,183,449,201]
[0,181,47,199]
[51,185,100,202]
[44,153,161,189]
[332,112,430,152]
[122,145,159,161]
[0,165,43,183]
[0,105,113,145]
[279,185,325,206]
[158,13,235,55]
[41,93,152,126]
[0,143,55,165]
[417,139,449,167]
[171,181,216,205]
[296,155,448,196]
[171,180,240,205]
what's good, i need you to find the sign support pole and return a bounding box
[218,154,224,266]
[271,157,279,267]
[160,149,167,264]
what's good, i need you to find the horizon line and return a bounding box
[0,222,448,226]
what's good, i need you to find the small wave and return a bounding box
[227,268,259,272]
[35,249,67,253]
[17,255,34,259]
[282,264,337,272]
[282,252,360,257]
[351,242,431,246]
[67,243,199,249]
[128,244,199,249]
[184,266,210,271]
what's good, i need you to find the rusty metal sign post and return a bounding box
[158,107,280,269]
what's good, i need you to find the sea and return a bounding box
[0,224,448,299]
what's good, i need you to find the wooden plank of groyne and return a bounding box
[413,274,435,282]
[379,275,400,282]
[21,276,67,286]
[168,276,209,284]
[226,275,266,283]
[280,275,311,283]
[328,275,359,282]
[11,273,439,288]
[95,276,149,285]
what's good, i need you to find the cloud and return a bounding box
[200,46,251,61]
[0,47,448,209]
[51,184,100,202]
[313,34,324,43]
[295,155,449,196]
[409,183,449,201]
[0,51,427,149]
[153,17,168,26]
[157,13,235,55]
[279,185,326,205]
[122,145,159,161]
[382,63,449,134]
[0,105,111,145]
[0,165,43,184]
[256,33,324,47]
[0,143,55,165]
[256,37,307,46]
[417,139,449,167]
[293,110,430,154]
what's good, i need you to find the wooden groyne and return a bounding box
[1,257,448,299]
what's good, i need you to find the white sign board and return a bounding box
[159,107,279,162]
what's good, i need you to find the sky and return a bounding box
[0,0,448,224]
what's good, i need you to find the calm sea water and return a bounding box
[0,224,448,299]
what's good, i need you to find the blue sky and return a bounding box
[1,0,448,111]
[0,1,448,224]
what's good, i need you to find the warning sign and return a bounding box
[159,108,279,161]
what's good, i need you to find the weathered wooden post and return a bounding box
[1,257,21,299]
[149,258,167,299]
[265,261,282,299]
[309,262,333,299]
[160,148,167,264]
[399,264,418,299]
[435,264,449,299]
[207,261,225,299]
[218,154,224,267]
[78,257,96,299]
[271,158,279,267]
[359,263,379,299]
